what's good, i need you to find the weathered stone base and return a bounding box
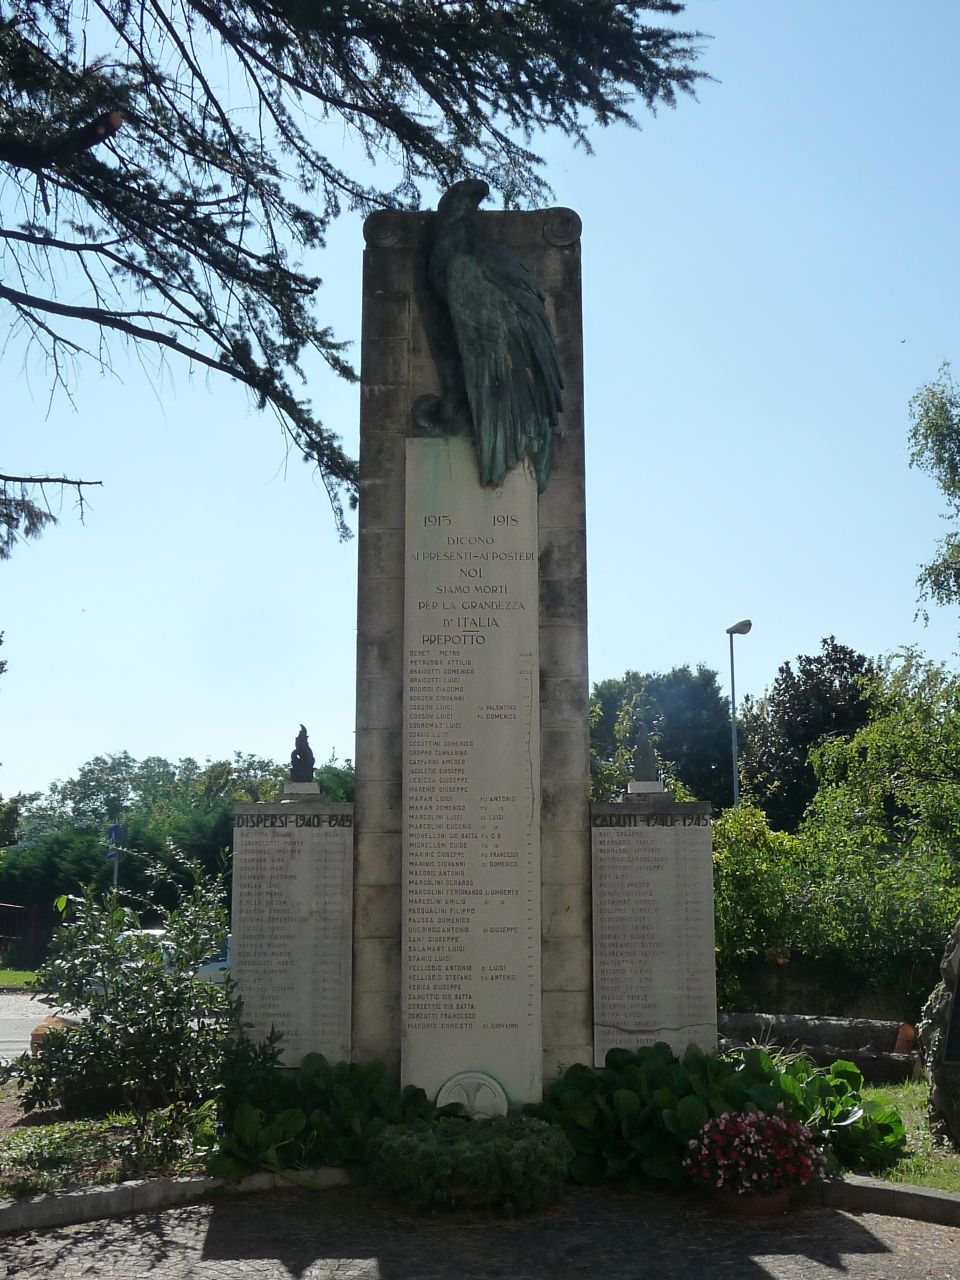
[919,916,960,1147]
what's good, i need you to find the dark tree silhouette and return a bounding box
[739,637,877,832]
[592,664,732,809]
[1,0,707,553]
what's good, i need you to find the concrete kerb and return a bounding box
[0,1166,350,1235]
[0,1167,957,1236]
[797,1174,960,1228]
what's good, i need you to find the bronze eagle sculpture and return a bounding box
[413,178,563,493]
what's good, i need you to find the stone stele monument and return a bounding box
[234,181,717,1111]
[354,178,591,1110]
[232,727,354,1065]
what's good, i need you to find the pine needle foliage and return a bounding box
[0,0,707,545]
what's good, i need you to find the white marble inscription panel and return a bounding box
[232,803,353,1066]
[402,437,542,1104]
[592,807,717,1064]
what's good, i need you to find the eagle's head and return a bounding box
[436,178,490,221]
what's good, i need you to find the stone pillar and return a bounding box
[353,205,589,1090]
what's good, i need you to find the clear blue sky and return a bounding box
[4,0,960,797]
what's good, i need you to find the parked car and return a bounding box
[195,934,231,984]
[86,928,170,996]
[90,930,230,993]
[120,928,174,970]
[120,928,168,950]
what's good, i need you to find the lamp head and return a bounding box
[726,619,752,636]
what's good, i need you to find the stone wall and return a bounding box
[732,958,925,1022]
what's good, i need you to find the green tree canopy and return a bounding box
[716,651,960,1010]
[909,361,960,613]
[713,799,960,1015]
[1,0,707,554]
[804,649,960,857]
[27,750,286,830]
[0,825,115,909]
[1,747,355,909]
[739,637,876,832]
[591,664,731,808]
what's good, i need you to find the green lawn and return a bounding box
[863,1081,960,1193]
[0,970,36,989]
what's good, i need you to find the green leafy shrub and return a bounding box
[367,1115,573,1212]
[2,858,238,1139]
[529,1042,743,1189]
[712,804,806,1005]
[717,653,960,1015]
[526,1043,906,1191]
[125,1100,218,1176]
[0,1118,129,1197]
[208,1101,307,1181]
[210,1053,439,1179]
[216,1025,287,1117]
[0,1101,216,1195]
[296,1054,437,1169]
[785,1058,905,1172]
[712,801,960,1012]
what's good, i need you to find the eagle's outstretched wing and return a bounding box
[417,179,563,493]
[443,239,562,492]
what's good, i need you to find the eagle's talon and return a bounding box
[411,394,446,437]
[412,393,472,439]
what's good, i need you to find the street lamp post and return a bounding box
[106,823,125,888]
[726,619,752,807]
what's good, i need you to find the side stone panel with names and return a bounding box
[233,802,353,1066]
[402,436,542,1104]
[592,803,716,1063]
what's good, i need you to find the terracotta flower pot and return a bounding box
[714,1187,791,1217]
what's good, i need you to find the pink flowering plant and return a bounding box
[684,1106,828,1196]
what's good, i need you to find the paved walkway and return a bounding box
[1,1184,959,1279]
[0,992,52,1063]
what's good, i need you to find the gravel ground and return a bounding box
[1,1184,960,1279]
[0,999,956,1278]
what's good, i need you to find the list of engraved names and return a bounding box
[232,805,353,1065]
[592,807,717,1063]
[402,438,542,1103]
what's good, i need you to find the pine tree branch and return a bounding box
[0,474,103,558]
[0,280,232,374]
[0,0,706,558]
[0,111,122,170]
[0,473,102,489]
